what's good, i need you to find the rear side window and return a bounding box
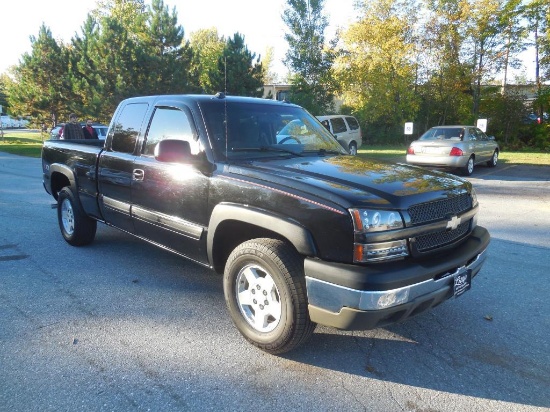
[331,117,347,134]
[346,116,359,130]
[111,103,148,153]
[143,107,199,156]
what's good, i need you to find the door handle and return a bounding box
[133,169,144,181]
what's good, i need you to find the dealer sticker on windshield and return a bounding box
[454,270,472,298]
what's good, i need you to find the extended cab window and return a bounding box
[143,107,198,156]
[111,103,148,153]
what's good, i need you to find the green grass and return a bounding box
[0,131,46,158]
[1,132,549,166]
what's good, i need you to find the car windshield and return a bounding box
[199,100,346,160]
[419,127,464,141]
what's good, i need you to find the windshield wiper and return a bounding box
[231,146,304,157]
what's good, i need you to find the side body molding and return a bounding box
[207,203,317,264]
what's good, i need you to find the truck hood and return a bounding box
[227,155,471,209]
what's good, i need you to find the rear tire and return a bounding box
[223,238,316,354]
[486,150,498,167]
[461,156,475,176]
[57,187,97,246]
[348,142,358,155]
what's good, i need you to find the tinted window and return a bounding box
[331,117,347,134]
[143,107,198,156]
[111,103,148,153]
[346,116,359,131]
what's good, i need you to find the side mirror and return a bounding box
[154,139,192,163]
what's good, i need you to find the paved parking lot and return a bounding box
[0,152,549,411]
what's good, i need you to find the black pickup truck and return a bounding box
[42,94,490,354]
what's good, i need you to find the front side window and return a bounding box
[143,107,199,156]
[474,128,487,140]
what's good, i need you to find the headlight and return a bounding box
[350,209,404,233]
[470,188,478,208]
[350,209,408,262]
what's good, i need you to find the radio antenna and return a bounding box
[224,56,228,158]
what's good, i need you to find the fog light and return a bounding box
[355,240,408,262]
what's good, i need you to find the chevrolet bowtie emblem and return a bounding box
[446,215,461,231]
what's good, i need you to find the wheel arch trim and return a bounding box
[207,203,317,264]
[48,163,78,196]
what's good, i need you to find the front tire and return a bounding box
[487,150,498,167]
[223,238,315,354]
[348,142,358,155]
[57,187,97,246]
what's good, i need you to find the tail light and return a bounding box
[450,147,463,156]
[407,146,415,155]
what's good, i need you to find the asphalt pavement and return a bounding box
[0,152,549,411]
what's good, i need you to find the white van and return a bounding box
[316,115,362,155]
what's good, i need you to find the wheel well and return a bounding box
[211,220,293,274]
[50,172,71,200]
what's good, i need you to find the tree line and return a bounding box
[0,0,549,149]
[0,0,264,128]
[285,0,549,149]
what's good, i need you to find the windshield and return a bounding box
[199,100,347,159]
[419,127,464,141]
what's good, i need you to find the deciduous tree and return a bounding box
[282,0,336,114]
[336,0,419,140]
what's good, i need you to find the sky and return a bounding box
[0,0,357,79]
[0,0,537,82]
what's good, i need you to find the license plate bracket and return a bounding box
[454,269,472,298]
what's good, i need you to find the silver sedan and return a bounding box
[406,125,500,176]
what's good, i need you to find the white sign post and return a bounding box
[404,122,413,135]
[477,118,487,132]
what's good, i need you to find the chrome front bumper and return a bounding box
[305,249,488,330]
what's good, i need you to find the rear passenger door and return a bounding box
[131,104,210,264]
[98,102,149,232]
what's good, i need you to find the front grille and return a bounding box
[408,193,472,224]
[415,221,470,252]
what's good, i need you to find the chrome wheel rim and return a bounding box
[492,152,498,166]
[61,198,75,236]
[235,264,282,333]
[467,158,474,174]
